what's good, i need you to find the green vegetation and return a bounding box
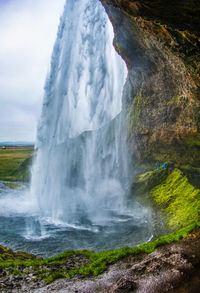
[117,1,200,166]
[14,156,33,182]
[0,147,33,182]
[165,95,184,105]
[128,89,143,137]
[46,272,66,284]
[135,167,200,229]
[137,168,169,192]
[0,161,199,283]
[142,132,200,166]
[0,244,37,262]
[1,222,200,284]
[3,182,23,189]
[152,169,200,229]
[182,132,200,149]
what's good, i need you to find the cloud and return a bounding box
[0,0,65,142]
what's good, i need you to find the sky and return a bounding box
[0,0,65,142]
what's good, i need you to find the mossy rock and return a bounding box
[3,182,23,189]
[14,251,38,261]
[151,169,200,229]
[132,167,200,231]
[140,132,200,166]
[0,245,37,262]
[128,90,143,137]
[136,168,169,192]
[1,223,200,284]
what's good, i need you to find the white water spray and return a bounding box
[0,0,154,255]
[31,0,128,226]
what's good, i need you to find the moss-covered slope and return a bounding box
[135,168,200,230]
[0,245,38,262]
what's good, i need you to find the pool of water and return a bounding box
[0,182,153,258]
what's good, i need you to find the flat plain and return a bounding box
[0,146,34,181]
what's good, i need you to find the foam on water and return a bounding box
[0,0,154,256]
[31,0,128,226]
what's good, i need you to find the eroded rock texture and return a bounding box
[32,228,200,293]
[100,0,200,164]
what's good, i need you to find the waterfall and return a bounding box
[30,0,128,227]
[0,0,154,256]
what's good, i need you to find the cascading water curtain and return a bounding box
[31,0,127,226]
[0,0,154,256]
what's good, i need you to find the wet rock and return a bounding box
[112,277,138,292]
[27,228,200,293]
[100,0,200,165]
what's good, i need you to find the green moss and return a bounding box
[128,89,143,137]
[165,95,184,105]
[46,272,66,284]
[182,132,200,148]
[152,169,200,229]
[142,132,200,166]
[14,251,38,260]
[136,168,169,193]
[0,245,37,264]
[178,164,200,171]
[1,222,200,284]
[134,162,155,172]
[3,182,23,189]
[43,223,200,282]
[143,96,153,105]
[9,269,21,276]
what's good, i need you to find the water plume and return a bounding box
[0,0,153,256]
[31,0,128,226]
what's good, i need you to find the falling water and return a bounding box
[31,0,128,225]
[0,0,153,257]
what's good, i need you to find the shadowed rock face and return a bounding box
[100,0,200,164]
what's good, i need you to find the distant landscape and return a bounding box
[0,145,34,182]
[0,141,34,147]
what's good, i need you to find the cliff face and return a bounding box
[100,0,200,165]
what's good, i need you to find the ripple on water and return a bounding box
[0,187,153,258]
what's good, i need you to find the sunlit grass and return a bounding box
[0,147,33,181]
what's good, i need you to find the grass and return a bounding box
[1,222,200,284]
[0,146,33,182]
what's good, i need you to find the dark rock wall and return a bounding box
[100,0,200,164]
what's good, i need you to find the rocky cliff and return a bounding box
[100,0,200,165]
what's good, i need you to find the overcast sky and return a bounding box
[0,0,65,142]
